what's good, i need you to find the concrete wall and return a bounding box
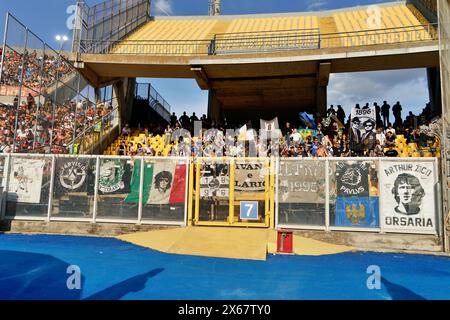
[0,220,443,253]
[294,230,443,253]
[0,220,175,237]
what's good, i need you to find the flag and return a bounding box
[238,124,247,141]
[330,114,345,129]
[260,117,280,140]
[299,112,317,129]
[125,161,187,205]
[260,117,279,132]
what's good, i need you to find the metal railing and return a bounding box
[73,0,151,54]
[0,155,441,237]
[67,105,120,155]
[0,154,189,226]
[320,23,438,49]
[76,23,438,56]
[135,82,171,121]
[213,28,321,54]
[78,39,213,55]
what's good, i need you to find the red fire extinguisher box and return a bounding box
[277,231,294,254]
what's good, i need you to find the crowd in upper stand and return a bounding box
[0,48,117,154]
[0,49,72,90]
[0,97,114,154]
[109,101,440,158]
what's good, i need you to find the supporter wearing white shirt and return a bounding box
[291,129,301,145]
[376,128,386,147]
[386,125,396,135]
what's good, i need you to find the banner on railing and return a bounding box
[336,161,370,196]
[7,158,45,203]
[335,197,380,228]
[380,161,437,232]
[200,162,229,198]
[54,158,89,196]
[88,159,132,195]
[279,161,325,204]
[126,161,186,205]
[235,160,266,193]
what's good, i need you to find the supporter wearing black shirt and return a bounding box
[384,146,398,157]
[170,112,178,127]
[336,105,345,125]
[381,101,390,127]
[393,101,403,128]
[385,131,396,147]
[179,112,190,128]
[190,112,199,126]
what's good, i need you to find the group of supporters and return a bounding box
[0,97,114,154]
[114,100,440,158]
[0,48,96,154]
[0,49,71,90]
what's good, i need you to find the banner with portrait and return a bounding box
[7,158,45,204]
[336,161,369,197]
[125,161,187,205]
[335,197,380,228]
[278,160,325,204]
[380,161,437,233]
[234,161,266,193]
[350,106,377,152]
[200,162,229,198]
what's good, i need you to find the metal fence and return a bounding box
[135,82,171,120]
[213,28,321,55]
[73,0,151,54]
[79,39,213,55]
[0,155,441,235]
[0,13,120,155]
[76,23,438,56]
[0,154,188,226]
[276,157,441,236]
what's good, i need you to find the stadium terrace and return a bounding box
[0,0,449,300]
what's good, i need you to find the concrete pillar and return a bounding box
[113,77,136,129]
[95,88,102,104]
[316,62,331,119]
[208,89,222,124]
[316,85,327,118]
[427,67,442,116]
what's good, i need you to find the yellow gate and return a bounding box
[188,157,275,228]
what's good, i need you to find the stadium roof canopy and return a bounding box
[74,0,439,123]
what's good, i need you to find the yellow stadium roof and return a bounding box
[111,1,434,54]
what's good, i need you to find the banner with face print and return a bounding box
[336,161,369,197]
[380,161,437,233]
[7,158,45,203]
[278,160,326,204]
[55,158,89,196]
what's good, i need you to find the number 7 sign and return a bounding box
[240,201,259,220]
